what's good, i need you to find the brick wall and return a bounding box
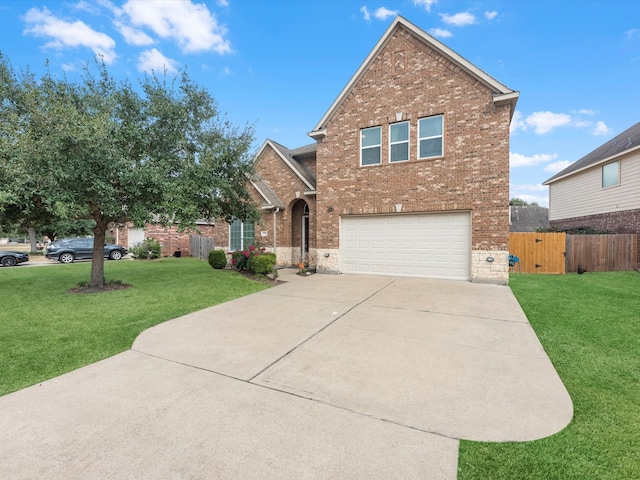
[252,145,317,266]
[113,223,223,257]
[315,26,511,259]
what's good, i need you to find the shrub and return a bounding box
[208,249,228,269]
[130,238,162,259]
[253,252,276,275]
[230,246,275,274]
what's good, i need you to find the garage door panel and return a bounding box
[342,213,470,280]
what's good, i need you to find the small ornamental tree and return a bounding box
[0,53,258,288]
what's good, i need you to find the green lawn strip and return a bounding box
[0,258,269,396]
[458,272,640,480]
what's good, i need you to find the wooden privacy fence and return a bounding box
[189,235,215,261]
[509,232,566,274]
[566,234,638,272]
[509,232,639,273]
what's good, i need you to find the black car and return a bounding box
[46,238,128,263]
[0,250,29,267]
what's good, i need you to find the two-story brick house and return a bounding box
[216,16,519,283]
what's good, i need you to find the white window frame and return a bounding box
[389,121,410,163]
[418,115,444,159]
[229,218,254,251]
[360,126,382,166]
[602,161,619,188]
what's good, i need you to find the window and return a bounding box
[361,126,381,166]
[602,161,619,188]
[230,218,255,251]
[418,115,443,159]
[389,122,409,162]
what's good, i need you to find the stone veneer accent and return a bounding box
[470,250,509,285]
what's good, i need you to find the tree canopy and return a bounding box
[0,53,258,287]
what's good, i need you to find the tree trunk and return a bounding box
[89,220,108,288]
[28,227,37,253]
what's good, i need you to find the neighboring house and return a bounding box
[222,16,518,284]
[509,205,549,232]
[113,221,218,257]
[543,121,640,256]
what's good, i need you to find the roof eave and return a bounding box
[543,144,640,185]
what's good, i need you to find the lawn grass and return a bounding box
[458,271,640,480]
[0,258,269,397]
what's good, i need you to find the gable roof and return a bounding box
[509,205,549,232]
[308,16,518,139]
[254,139,317,192]
[544,121,640,185]
[250,175,285,209]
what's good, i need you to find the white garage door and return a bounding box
[128,228,145,249]
[341,213,470,280]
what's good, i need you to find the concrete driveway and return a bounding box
[0,272,572,479]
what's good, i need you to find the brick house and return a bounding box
[220,16,518,284]
[544,120,640,263]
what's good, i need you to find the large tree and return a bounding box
[0,53,258,287]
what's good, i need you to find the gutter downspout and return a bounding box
[273,207,280,257]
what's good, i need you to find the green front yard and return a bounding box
[458,271,640,479]
[0,258,268,396]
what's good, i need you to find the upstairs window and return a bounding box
[360,126,381,166]
[418,115,443,159]
[602,161,619,188]
[389,122,409,162]
[230,218,255,251]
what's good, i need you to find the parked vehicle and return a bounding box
[0,250,29,267]
[45,238,127,264]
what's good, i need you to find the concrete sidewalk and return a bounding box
[0,272,573,479]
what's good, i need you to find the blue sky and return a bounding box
[1,0,639,207]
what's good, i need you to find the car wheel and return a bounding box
[1,256,17,267]
[59,252,75,264]
[109,250,123,260]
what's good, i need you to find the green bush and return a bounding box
[208,249,228,269]
[130,238,162,260]
[253,252,276,275]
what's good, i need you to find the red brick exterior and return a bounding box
[315,26,511,252]
[249,146,316,263]
[113,223,223,257]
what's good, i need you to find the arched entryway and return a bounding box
[291,199,309,265]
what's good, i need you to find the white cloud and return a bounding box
[414,0,437,12]
[223,66,231,75]
[509,184,549,207]
[116,22,154,46]
[544,160,572,173]
[626,28,640,40]
[62,62,76,72]
[510,152,558,168]
[576,109,596,115]
[217,0,229,6]
[374,7,398,20]
[484,11,498,21]
[123,0,231,54]
[137,48,178,74]
[593,121,611,136]
[510,110,526,134]
[429,28,452,38]
[360,6,371,22]
[525,111,572,134]
[22,7,117,63]
[440,12,476,27]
